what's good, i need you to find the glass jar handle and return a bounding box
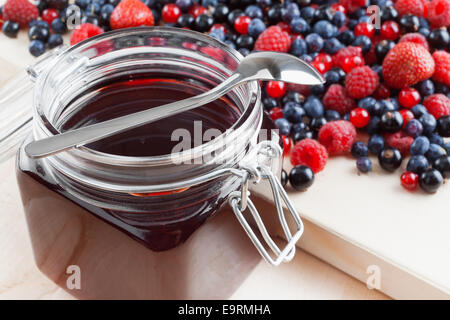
[229,141,304,266]
[0,46,67,163]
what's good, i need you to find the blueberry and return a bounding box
[425,144,447,162]
[29,40,46,57]
[343,113,350,121]
[428,133,443,146]
[281,169,288,188]
[238,48,250,57]
[293,130,314,142]
[303,97,324,118]
[356,157,372,173]
[379,147,403,172]
[305,33,324,53]
[213,4,230,22]
[313,20,335,39]
[248,18,266,38]
[417,80,434,96]
[176,0,192,11]
[313,5,333,22]
[437,115,450,137]
[290,17,310,34]
[29,20,49,29]
[381,111,403,133]
[368,134,385,155]
[289,165,315,191]
[300,54,313,63]
[411,104,428,118]
[419,168,443,193]
[347,19,358,29]
[263,97,278,111]
[195,14,214,32]
[267,4,283,24]
[380,6,399,22]
[332,11,346,27]
[444,142,450,154]
[324,70,340,84]
[289,38,307,57]
[292,122,308,134]
[352,35,372,54]
[309,117,327,131]
[201,0,217,8]
[433,155,450,178]
[379,99,397,113]
[325,110,340,122]
[29,25,50,42]
[410,136,430,155]
[282,91,303,105]
[282,2,301,23]
[407,155,429,174]
[351,141,369,158]
[209,29,225,42]
[419,113,437,135]
[405,119,423,138]
[366,116,381,135]
[274,118,291,135]
[300,6,315,23]
[283,103,305,123]
[418,27,430,37]
[2,21,20,38]
[75,0,89,8]
[51,18,67,34]
[245,5,263,20]
[85,2,101,15]
[358,97,377,111]
[323,38,343,55]
[236,34,254,50]
[337,30,355,45]
[48,34,63,49]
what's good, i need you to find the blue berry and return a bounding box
[418,27,430,37]
[274,118,291,135]
[248,18,266,38]
[75,0,90,9]
[444,142,450,154]
[101,3,115,14]
[325,110,340,122]
[428,133,444,146]
[351,141,369,158]
[245,5,263,19]
[51,18,67,34]
[379,99,397,113]
[411,104,428,118]
[323,38,343,54]
[332,11,346,27]
[29,20,49,29]
[324,70,340,84]
[313,20,335,39]
[289,165,315,191]
[263,97,278,111]
[300,54,313,63]
[407,155,429,174]
[282,2,301,22]
[368,134,385,155]
[238,48,250,56]
[417,79,434,96]
[283,102,305,123]
[338,30,355,45]
[426,144,447,162]
[358,97,377,111]
[29,40,46,57]
[305,33,324,53]
[410,136,430,155]
[352,35,372,54]
[176,0,193,11]
[405,119,423,138]
[201,0,218,7]
[209,29,226,42]
[48,34,63,49]
[290,17,310,34]
[290,38,308,57]
[292,122,308,134]
[283,91,303,105]
[300,7,315,22]
[419,113,437,135]
[310,84,325,95]
[28,25,49,42]
[366,116,381,134]
[303,96,324,118]
[356,157,372,173]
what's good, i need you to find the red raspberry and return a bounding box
[432,50,450,86]
[254,26,291,52]
[426,0,450,27]
[423,94,450,119]
[382,42,435,89]
[2,0,39,28]
[398,33,430,50]
[234,15,251,34]
[290,139,328,173]
[110,0,154,30]
[385,131,414,155]
[333,46,363,69]
[318,120,357,155]
[398,87,421,109]
[70,23,104,45]
[266,81,286,98]
[395,0,426,17]
[401,172,419,191]
[339,0,368,13]
[345,66,379,99]
[350,107,370,128]
[323,84,357,115]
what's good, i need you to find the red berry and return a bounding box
[341,55,364,73]
[323,84,357,115]
[210,23,226,33]
[2,0,39,28]
[423,94,450,119]
[386,132,414,155]
[373,83,391,99]
[254,26,292,52]
[427,0,450,27]
[313,53,333,71]
[345,66,379,99]
[380,21,400,40]
[399,32,429,50]
[189,4,207,18]
[291,139,328,173]
[331,3,346,13]
[401,172,419,191]
[382,42,435,89]
[400,109,415,128]
[395,0,427,17]
[399,88,421,108]
[354,22,375,38]
[234,15,251,34]
[269,107,283,121]
[70,23,104,45]
[350,108,370,128]
[339,0,368,13]
[0,14,3,29]
[110,0,154,29]
[333,46,363,69]
[432,50,450,87]
[266,81,286,98]
[282,135,292,157]
[311,61,326,74]
[318,120,357,155]
[162,3,181,23]
[41,8,58,25]
[276,21,291,33]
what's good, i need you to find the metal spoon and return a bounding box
[25,51,324,158]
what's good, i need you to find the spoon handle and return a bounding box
[25,73,243,159]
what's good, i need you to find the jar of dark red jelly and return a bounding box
[12,28,304,299]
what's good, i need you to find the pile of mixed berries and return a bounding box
[0,0,449,194]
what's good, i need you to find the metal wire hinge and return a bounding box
[228,142,304,266]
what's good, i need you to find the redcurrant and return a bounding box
[401,172,419,191]
[354,22,375,38]
[266,81,286,98]
[41,9,59,25]
[269,107,284,121]
[162,4,182,23]
[380,21,400,41]
[398,88,421,108]
[234,15,251,34]
[282,135,292,157]
[341,56,364,73]
[400,109,415,128]
[350,107,370,128]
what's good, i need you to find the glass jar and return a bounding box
[13,28,304,299]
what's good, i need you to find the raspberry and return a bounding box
[2,0,39,28]
[385,131,414,155]
[398,33,430,51]
[339,0,368,13]
[254,26,291,52]
[345,66,379,99]
[318,120,357,155]
[382,42,435,89]
[70,23,104,45]
[290,139,328,173]
[423,94,450,119]
[395,0,426,17]
[427,0,450,27]
[323,84,357,115]
[432,50,450,86]
[333,46,363,69]
[110,0,154,30]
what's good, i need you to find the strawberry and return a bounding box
[254,26,291,52]
[382,42,435,89]
[398,33,430,51]
[70,23,104,45]
[110,0,154,30]
[432,50,450,86]
[2,0,39,28]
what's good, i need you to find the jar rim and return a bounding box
[34,27,261,167]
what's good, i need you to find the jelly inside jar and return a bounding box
[61,77,242,157]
